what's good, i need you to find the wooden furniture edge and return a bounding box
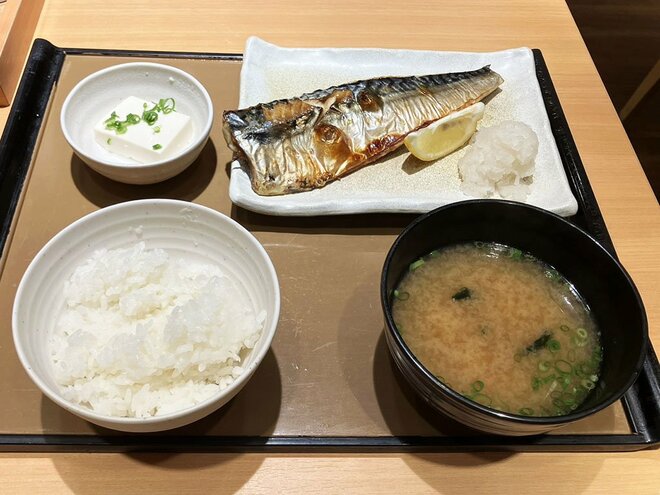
[0,0,45,107]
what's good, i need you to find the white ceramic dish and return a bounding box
[61,63,213,184]
[12,199,280,432]
[228,37,578,217]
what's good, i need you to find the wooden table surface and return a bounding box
[0,0,658,493]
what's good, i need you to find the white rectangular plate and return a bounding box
[228,37,578,217]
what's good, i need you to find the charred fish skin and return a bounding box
[223,66,504,196]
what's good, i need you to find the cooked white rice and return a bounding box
[458,120,539,201]
[49,242,265,418]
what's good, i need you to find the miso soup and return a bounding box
[391,242,602,417]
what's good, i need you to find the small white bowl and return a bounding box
[12,200,280,432]
[61,63,213,184]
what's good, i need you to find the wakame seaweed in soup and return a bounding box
[391,242,602,417]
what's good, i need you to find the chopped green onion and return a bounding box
[104,111,118,125]
[139,98,177,128]
[474,241,485,248]
[153,125,161,133]
[103,98,177,135]
[452,287,471,300]
[509,248,523,260]
[550,390,562,399]
[554,360,572,374]
[472,380,484,392]
[393,289,409,301]
[548,339,561,353]
[142,109,159,125]
[575,328,588,340]
[572,336,588,347]
[538,361,551,372]
[581,379,595,390]
[567,349,576,363]
[518,407,534,416]
[409,259,424,271]
[429,250,440,258]
[531,376,542,391]
[106,138,112,145]
[552,398,565,409]
[152,144,162,150]
[159,97,176,114]
[560,324,570,332]
[104,111,132,135]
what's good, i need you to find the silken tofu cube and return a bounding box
[94,96,193,163]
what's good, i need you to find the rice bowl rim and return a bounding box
[12,198,281,427]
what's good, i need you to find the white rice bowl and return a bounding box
[13,199,280,432]
[51,242,266,419]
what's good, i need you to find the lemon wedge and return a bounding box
[404,102,485,161]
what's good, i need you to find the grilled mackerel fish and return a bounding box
[223,66,504,196]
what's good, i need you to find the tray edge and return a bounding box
[0,40,656,453]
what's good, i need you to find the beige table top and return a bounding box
[0,0,658,493]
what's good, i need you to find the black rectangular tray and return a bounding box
[0,40,658,452]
